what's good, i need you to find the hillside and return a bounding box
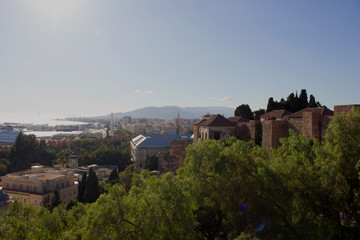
[90,106,234,120]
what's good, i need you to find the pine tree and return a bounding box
[84,167,100,203]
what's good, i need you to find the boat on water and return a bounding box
[0,126,20,144]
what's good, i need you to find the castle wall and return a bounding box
[193,125,201,142]
[233,124,250,141]
[334,105,360,115]
[262,120,289,150]
[249,120,258,140]
[158,140,193,174]
[287,120,303,133]
[302,112,321,140]
[170,140,193,167]
[320,115,333,139]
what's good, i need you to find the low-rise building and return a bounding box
[74,164,117,182]
[2,165,77,208]
[130,134,193,169]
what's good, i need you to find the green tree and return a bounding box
[253,108,266,120]
[145,154,158,171]
[77,172,87,203]
[0,164,7,176]
[107,167,119,185]
[266,97,275,112]
[234,104,254,120]
[84,167,100,203]
[178,139,270,239]
[50,189,61,210]
[317,107,360,238]
[119,164,139,192]
[308,94,321,108]
[299,89,308,108]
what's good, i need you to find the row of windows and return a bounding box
[5,180,71,193]
[5,183,39,193]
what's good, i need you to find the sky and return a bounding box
[0,0,359,119]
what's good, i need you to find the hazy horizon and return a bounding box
[1,1,359,119]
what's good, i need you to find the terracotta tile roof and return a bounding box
[260,110,292,119]
[228,116,250,123]
[194,119,207,125]
[200,114,236,127]
[286,107,334,119]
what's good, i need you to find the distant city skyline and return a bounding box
[1,1,359,120]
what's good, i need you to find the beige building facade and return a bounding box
[2,165,77,207]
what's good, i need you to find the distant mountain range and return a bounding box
[90,106,235,120]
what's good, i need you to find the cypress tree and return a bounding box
[84,167,100,203]
[266,97,275,113]
[77,172,87,203]
[299,89,308,109]
[107,167,119,185]
[308,94,318,107]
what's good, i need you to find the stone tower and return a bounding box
[68,153,79,168]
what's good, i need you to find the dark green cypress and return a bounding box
[77,172,87,203]
[84,167,100,203]
[107,167,119,185]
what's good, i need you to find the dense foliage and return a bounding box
[0,130,132,175]
[266,89,321,113]
[234,104,255,120]
[1,109,360,239]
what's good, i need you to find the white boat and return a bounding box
[0,126,20,144]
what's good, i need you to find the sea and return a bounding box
[0,114,89,138]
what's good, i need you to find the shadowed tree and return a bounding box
[107,167,119,185]
[77,172,87,203]
[84,167,100,203]
[235,104,254,120]
[299,89,308,109]
[51,189,61,210]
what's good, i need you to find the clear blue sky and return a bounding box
[1,0,359,119]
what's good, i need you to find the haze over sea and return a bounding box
[0,113,86,126]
